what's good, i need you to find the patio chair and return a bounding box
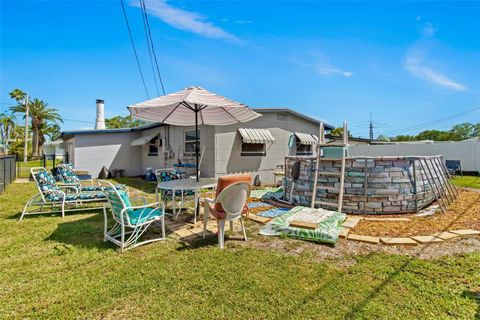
[154,168,195,204]
[56,163,127,192]
[202,174,252,249]
[445,160,462,177]
[19,167,109,221]
[99,180,165,252]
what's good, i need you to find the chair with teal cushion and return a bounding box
[99,180,165,252]
[154,168,195,204]
[56,163,127,193]
[20,167,109,221]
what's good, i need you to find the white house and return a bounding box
[61,108,334,184]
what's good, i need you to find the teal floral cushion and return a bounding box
[58,164,80,184]
[157,170,194,199]
[157,170,181,182]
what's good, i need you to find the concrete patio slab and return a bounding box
[410,235,444,244]
[342,217,361,229]
[431,231,460,240]
[449,229,480,236]
[347,234,380,244]
[380,237,418,246]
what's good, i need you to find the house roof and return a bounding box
[61,122,164,139]
[252,108,334,130]
[61,108,334,137]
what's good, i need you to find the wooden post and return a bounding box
[310,122,324,208]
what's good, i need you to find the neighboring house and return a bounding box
[42,140,65,156]
[61,108,334,183]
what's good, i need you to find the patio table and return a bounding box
[156,177,217,224]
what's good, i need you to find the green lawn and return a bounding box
[0,181,479,319]
[454,175,480,189]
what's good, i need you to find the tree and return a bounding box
[330,127,351,137]
[450,123,475,140]
[9,89,27,102]
[0,113,16,155]
[105,115,146,129]
[10,96,62,157]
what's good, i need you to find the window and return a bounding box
[241,143,265,156]
[184,130,200,155]
[296,143,313,156]
[148,136,161,156]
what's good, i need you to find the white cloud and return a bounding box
[314,65,353,77]
[133,0,241,43]
[421,22,437,37]
[293,53,353,78]
[404,52,467,91]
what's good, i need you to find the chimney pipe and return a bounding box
[95,99,106,130]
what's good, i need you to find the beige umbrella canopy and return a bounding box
[128,86,261,125]
[128,86,261,180]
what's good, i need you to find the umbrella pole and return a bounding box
[195,109,199,182]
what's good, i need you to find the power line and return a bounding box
[384,107,480,136]
[120,0,150,99]
[139,0,160,96]
[141,0,166,95]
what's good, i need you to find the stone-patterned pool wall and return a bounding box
[284,156,446,214]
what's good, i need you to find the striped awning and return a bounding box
[130,133,159,146]
[295,132,318,145]
[238,128,275,144]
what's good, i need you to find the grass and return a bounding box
[1,180,479,319]
[454,175,480,189]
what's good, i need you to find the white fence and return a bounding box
[349,141,480,173]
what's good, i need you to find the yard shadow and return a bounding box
[463,290,480,320]
[45,212,113,251]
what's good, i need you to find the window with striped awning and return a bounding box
[238,128,275,144]
[294,132,318,145]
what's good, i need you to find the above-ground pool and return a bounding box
[283,155,447,214]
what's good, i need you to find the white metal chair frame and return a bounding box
[202,182,251,249]
[20,167,106,221]
[99,180,166,252]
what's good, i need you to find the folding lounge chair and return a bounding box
[20,167,110,221]
[100,180,165,252]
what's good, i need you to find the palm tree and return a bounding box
[0,113,16,155]
[9,89,27,102]
[11,98,62,157]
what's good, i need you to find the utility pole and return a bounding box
[369,112,374,141]
[23,94,29,163]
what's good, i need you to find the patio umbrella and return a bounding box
[128,86,261,181]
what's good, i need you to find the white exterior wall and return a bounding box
[140,125,216,177]
[73,132,143,177]
[214,112,319,184]
[350,141,480,173]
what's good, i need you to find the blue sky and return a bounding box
[1,0,479,137]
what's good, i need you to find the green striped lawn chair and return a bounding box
[100,180,165,252]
